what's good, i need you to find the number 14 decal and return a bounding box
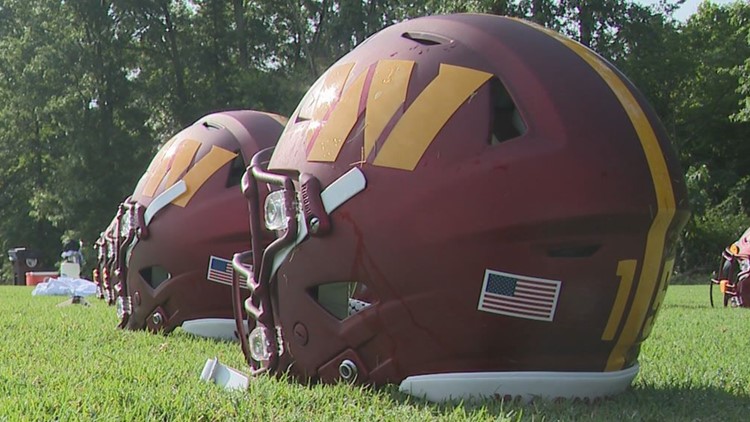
[602,257,675,371]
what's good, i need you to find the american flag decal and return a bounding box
[206,256,251,287]
[477,270,561,322]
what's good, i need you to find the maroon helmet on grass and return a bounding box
[113,110,285,339]
[93,233,104,298]
[232,14,690,401]
[93,217,118,304]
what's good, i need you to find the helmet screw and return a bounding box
[339,359,358,382]
[152,312,163,326]
[309,217,320,234]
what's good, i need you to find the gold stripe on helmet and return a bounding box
[513,18,677,372]
[374,64,492,170]
[602,260,637,341]
[141,136,179,198]
[171,146,237,207]
[164,138,201,188]
[298,62,355,122]
[365,60,415,159]
[308,71,368,162]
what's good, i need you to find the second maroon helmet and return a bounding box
[114,110,285,339]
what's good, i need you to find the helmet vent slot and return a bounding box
[489,77,526,145]
[401,31,449,46]
[546,244,600,258]
[309,282,372,320]
[201,121,224,130]
[140,266,171,289]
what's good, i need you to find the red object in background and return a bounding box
[26,271,59,286]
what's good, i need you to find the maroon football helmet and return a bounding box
[233,14,690,401]
[711,227,750,307]
[93,217,118,302]
[113,110,285,339]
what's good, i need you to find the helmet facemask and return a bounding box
[233,146,367,375]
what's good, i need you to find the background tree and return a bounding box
[672,1,750,272]
[0,0,748,281]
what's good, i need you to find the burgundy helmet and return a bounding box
[711,227,750,307]
[93,233,103,298]
[113,110,285,339]
[234,14,690,401]
[93,217,118,302]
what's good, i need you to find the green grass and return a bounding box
[1,284,749,421]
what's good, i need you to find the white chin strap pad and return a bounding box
[181,318,247,341]
[399,364,639,402]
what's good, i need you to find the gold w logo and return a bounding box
[301,60,492,171]
[137,137,236,207]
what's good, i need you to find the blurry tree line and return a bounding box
[0,0,748,281]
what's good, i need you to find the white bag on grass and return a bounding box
[31,276,97,297]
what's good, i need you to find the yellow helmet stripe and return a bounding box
[601,260,637,341]
[307,70,368,162]
[640,258,675,340]
[374,64,492,170]
[364,60,415,159]
[141,136,179,198]
[298,63,355,122]
[163,138,201,189]
[515,19,677,371]
[171,146,237,207]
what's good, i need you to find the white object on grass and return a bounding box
[182,318,248,341]
[200,357,248,391]
[31,276,97,297]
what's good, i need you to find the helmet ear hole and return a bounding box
[309,282,373,320]
[140,266,171,290]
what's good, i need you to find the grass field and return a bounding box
[1,283,749,421]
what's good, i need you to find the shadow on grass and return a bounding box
[379,384,750,420]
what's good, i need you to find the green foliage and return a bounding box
[665,2,750,273]
[674,1,750,172]
[732,7,750,122]
[0,285,748,420]
[679,165,750,271]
